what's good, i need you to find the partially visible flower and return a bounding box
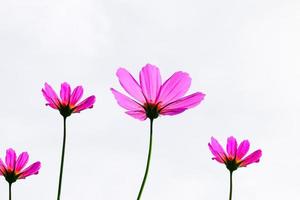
[208,136,262,172]
[111,64,205,120]
[42,82,96,117]
[0,148,41,184]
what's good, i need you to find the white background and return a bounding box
[0,0,300,199]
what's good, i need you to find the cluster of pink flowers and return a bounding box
[0,64,262,200]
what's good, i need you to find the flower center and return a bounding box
[59,104,73,117]
[4,171,18,184]
[144,103,160,120]
[225,159,239,172]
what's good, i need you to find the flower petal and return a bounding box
[239,150,262,167]
[208,143,225,163]
[19,161,41,179]
[157,71,191,106]
[42,83,60,108]
[111,88,144,111]
[42,90,58,109]
[125,110,147,121]
[236,140,250,161]
[15,152,29,173]
[70,86,83,106]
[0,158,6,175]
[60,82,71,105]
[117,68,145,103]
[139,64,162,103]
[73,95,96,113]
[209,137,227,162]
[160,92,205,115]
[226,136,237,160]
[160,108,187,116]
[5,148,16,171]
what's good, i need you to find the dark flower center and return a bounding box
[59,104,73,117]
[225,159,239,172]
[4,171,18,184]
[144,103,160,120]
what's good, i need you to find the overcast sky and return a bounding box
[0,0,300,199]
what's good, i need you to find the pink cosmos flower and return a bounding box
[42,82,95,199]
[0,148,41,184]
[208,136,262,171]
[42,82,96,118]
[112,64,205,199]
[111,64,205,120]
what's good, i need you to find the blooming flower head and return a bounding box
[111,64,205,120]
[208,136,262,172]
[42,82,96,118]
[0,148,41,184]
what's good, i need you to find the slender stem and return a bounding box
[229,171,233,200]
[137,119,154,200]
[9,183,12,200]
[57,117,67,200]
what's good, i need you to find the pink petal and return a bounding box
[139,64,162,103]
[226,136,237,160]
[209,137,227,161]
[5,148,16,171]
[0,158,6,175]
[60,82,71,105]
[19,161,41,179]
[117,68,146,103]
[236,140,250,161]
[125,110,147,121]
[111,88,144,111]
[45,101,58,109]
[70,86,83,106]
[42,83,60,108]
[208,143,225,163]
[157,71,191,106]
[42,90,58,109]
[160,92,205,115]
[73,95,96,113]
[160,108,187,116]
[239,150,262,167]
[15,152,29,173]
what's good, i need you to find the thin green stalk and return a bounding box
[9,183,12,200]
[137,119,154,200]
[229,171,233,200]
[57,117,67,200]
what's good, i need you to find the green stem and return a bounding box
[9,183,12,200]
[229,171,233,200]
[137,119,154,200]
[57,117,67,200]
